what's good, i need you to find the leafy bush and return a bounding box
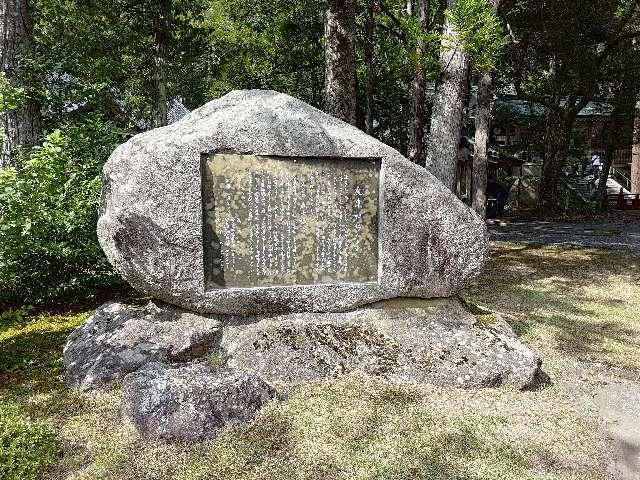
[0,309,27,327]
[0,72,27,113]
[0,115,124,309]
[0,404,60,480]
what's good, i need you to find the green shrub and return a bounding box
[0,309,27,327]
[0,404,60,480]
[0,115,124,309]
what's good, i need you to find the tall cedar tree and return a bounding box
[0,0,40,167]
[471,0,500,217]
[363,0,379,134]
[407,0,430,166]
[152,0,171,128]
[325,0,357,124]
[425,0,470,191]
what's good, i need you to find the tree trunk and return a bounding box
[407,0,429,166]
[152,0,171,129]
[596,108,622,211]
[472,71,492,217]
[471,0,499,217]
[632,97,640,194]
[425,0,470,191]
[0,0,39,168]
[406,0,413,16]
[433,0,448,30]
[325,0,357,125]
[537,108,573,212]
[364,0,379,135]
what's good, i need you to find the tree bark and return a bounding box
[364,0,379,135]
[632,97,640,194]
[596,107,622,211]
[152,0,171,129]
[537,108,573,212]
[471,0,499,217]
[425,0,470,191]
[0,0,39,168]
[325,0,357,125]
[407,0,429,166]
[472,72,492,217]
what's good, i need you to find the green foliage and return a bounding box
[0,116,123,309]
[0,309,28,327]
[0,404,60,480]
[205,0,325,107]
[446,0,507,74]
[0,73,27,113]
[30,0,211,125]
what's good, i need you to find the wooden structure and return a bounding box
[611,189,640,210]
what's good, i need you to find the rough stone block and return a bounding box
[121,362,276,442]
[64,302,222,390]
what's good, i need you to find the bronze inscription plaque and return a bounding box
[202,154,380,289]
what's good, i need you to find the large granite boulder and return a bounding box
[221,298,541,390]
[121,362,276,442]
[65,299,540,393]
[98,89,488,315]
[64,302,222,390]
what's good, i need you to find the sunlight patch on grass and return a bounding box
[50,376,609,480]
[2,243,635,479]
[0,311,88,378]
[464,243,640,371]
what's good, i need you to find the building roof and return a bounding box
[462,136,525,167]
[493,97,614,118]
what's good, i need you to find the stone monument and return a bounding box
[65,90,541,442]
[97,89,488,315]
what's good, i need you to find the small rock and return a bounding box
[222,298,541,390]
[121,362,275,442]
[64,302,222,390]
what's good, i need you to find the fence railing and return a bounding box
[609,166,632,192]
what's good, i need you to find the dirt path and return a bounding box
[593,382,640,479]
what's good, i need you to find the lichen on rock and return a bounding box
[222,298,541,390]
[64,301,223,390]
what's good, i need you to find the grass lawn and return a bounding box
[464,242,640,372]
[1,242,638,480]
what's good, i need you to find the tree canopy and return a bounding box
[1,0,639,307]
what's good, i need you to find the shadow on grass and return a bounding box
[182,392,531,480]
[464,243,640,369]
[0,313,88,407]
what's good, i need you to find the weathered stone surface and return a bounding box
[121,362,275,442]
[222,298,541,390]
[64,302,222,390]
[98,89,488,315]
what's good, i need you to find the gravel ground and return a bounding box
[489,215,640,251]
